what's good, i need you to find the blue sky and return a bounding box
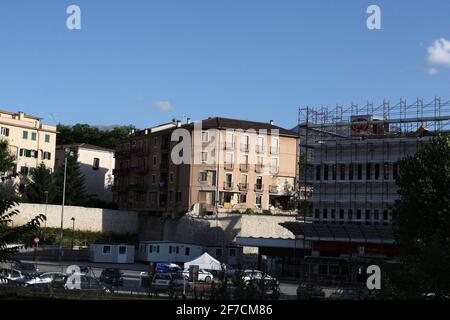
[0,0,449,129]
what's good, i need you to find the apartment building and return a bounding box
[0,109,57,175]
[113,117,299,216]
[55,144,115,202]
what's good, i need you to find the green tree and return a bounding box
[0,199,45,262]
[54,151,88,206]
[56,123,136,149]
[0,140,16,174]
[388,134,450,298]
[25,163,56,203]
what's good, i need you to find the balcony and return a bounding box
[256,145,264,154]
[128,184,149,192]
[240,143,249,152]
[129,166,149,174]
[224,162,234,170]
[270,166,280,175]
[223,181,234,190]
[269,185,279,194]
[238,183,248,191]
[254,184,264,192]
[225,142,235,150]
[255,164,264,173]
[270,146,279,155]
[113,168,130,175]
[240,163,249,172]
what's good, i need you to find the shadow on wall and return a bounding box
[163,214,242,246]
[78,163,112,203]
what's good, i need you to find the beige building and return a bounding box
[0,109,56,175]
[114,117,299,216]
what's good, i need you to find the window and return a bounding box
[366,163,371,180]
[257,136,264,152]
[175,246,179,254]
[43,152,51,160]
[375,164,380,180]
[357,164,362,180]
[156,245,160,253]
[349,164,354,180]
[271,137,279,154]
[374,210,380,221]
[365,210,371,223]
[152,175,156,184]
[331,164,337,180]
[149,245,152,253]
[185,247,190,256]
[348,209,353,223]
[239,193,247,203]
[22,131,28,139]
[119,246,127,255]
[20,166,29,176]
[31,132,37,141]
[153,156,157,166]
[383,163,390,180]
[323,165,329,180]
[201,131,209,142]
[339,209,345,220]
[201,151,208,163]
[216,248,223,257]
[316,165,321,181]
[393,163,399,180]
[322,209,328,220]
[229,248,236,257]
[383,210,389,221]
[93,158,100,170]
[255,194,262,207]
[176,191,182,202]
[169,246,172,254]
[340,164,345,180]
[102,245,111,254]
[314,209,320,220]
[169,173,174,183]
[200,171,208,181]
[45,134,50,143]
[0,127,9,137]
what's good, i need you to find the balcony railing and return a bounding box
[224,162,234,170]
[254,184,264,191]
[240,143,249,152]
[223,181,234,190]
[255,164,264,173]
[269,185,278,194]
[256,145,264,153]
[225,142,235,150]
[129,166,149,174]
[238,183,248,191]
[270,166,280,174]
[240,163,249,172]
[113,168,130,175]
[270,146,279,155]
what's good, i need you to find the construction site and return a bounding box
[281,97,450,285]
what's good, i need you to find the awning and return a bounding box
[280,222,396,244]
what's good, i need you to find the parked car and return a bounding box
[155,263,182,273]
[13,262,39,273]
[297,283,325,300]
[64,274,112,293]
[182,268,214,282]
[25,272,66,287]
[241,270,278,286]
[151,272,189,293]
[100,268,124,287]
[0,268,25,282]
[329,287,370,300]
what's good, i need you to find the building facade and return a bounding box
[55,144,115,202]
[113,117,299,216]
[0,109,57,175]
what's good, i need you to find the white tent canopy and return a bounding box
[183,253,222,271]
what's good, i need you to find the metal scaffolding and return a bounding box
[297,97,450,223]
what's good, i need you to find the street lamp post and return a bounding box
[70,217,75,250]
[59,148,73,264]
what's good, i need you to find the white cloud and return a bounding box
[426,38,450,75]
[154,101,174,111]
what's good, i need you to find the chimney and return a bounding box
[269,120,274,125]
[187,117,191,124]
[176,120,181,127]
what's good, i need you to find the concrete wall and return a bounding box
[139,213,296,245]
[10,203,138,235]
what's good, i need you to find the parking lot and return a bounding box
[0,259,298,299]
